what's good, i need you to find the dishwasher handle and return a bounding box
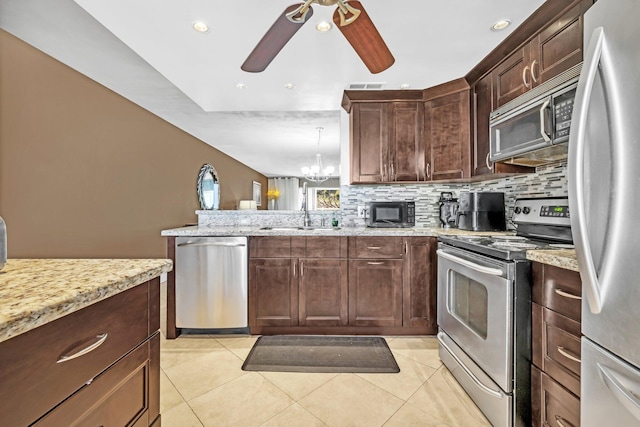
[177,242,246,248]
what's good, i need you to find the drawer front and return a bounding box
[0,283,150,427]
[304,236,348,258]
[533,262,582,321]
[543,308,581,396]
[35,336,152,426]
[348,236,404,259]
[249,236,292,258]
[531,366,580,427]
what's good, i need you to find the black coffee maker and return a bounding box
[438,192,459,228]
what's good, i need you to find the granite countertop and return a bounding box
[160,225,514,238]
[0,259,173,343]
[526,249,579,272]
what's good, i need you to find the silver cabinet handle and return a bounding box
[293,260,297,277]
[485,153,493,170]
[300,261,304,276]
[57,333,108,364]
[178,242,246,247]
[597,363,640,422]
[568,27,607,315]
[437,249,503,276]
[437,333,504,399]
[555,416,571,427]
[367,246,381,250]
[531,60,539,83]
[404,241,408,255]
[557,346,581,363]
[426,163,431,179]
[539,98,552,142]
[523,65,531,88]
[367,261,384,265]
[390,163,395,181]
[555,288,581,300]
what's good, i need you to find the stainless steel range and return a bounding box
[436,197,572,427]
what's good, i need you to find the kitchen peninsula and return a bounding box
[0,258,173,427]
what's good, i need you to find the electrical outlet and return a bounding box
[357,205,366,218]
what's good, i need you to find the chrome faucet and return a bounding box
[302,182,311,227]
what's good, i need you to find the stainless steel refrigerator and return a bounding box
[568,0,640,424]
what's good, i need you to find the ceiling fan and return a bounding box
[241,0,395,74]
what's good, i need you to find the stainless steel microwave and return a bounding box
[489,65,581,166]
[366,201,415,228]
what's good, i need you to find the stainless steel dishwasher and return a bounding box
[175,236,248,331]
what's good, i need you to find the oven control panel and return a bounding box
[512,197,571,226]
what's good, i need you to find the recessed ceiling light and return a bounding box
[236,83,246,90]
[491,19,511,31]
[284,83,295,90]
[316,21,332,32]
[192,21,209,33]
[400,83,411,89]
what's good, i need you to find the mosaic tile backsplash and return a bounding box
[198,162,567,229]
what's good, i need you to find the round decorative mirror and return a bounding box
[197,164,220,210]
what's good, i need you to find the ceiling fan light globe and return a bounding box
[301,167,310,174]
[311,165,320,173]
[324,166,335,174]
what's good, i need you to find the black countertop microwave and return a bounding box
[366,201,415,228]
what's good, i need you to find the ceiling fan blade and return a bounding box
[332,1,394,74]
[241,4,314,73]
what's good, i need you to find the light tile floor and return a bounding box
[159,284,490,427]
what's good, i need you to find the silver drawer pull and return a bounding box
[437,249,503,276]
[555,415,573,427]
[57,333,108,364]
[555,289,582,300]
[367,261,384,265]
[366,246,381,250]
[557,346,581,363]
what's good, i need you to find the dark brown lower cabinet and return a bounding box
[249,258,298,327]
[299,258,348,326]
[348,259,403,327]
[403,237,437,332]
[531,365,581,427]
[0,279,161,427]
[531,262,582,427]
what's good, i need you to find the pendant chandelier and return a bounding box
[301,127,335,183]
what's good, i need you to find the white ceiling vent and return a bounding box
[348,82,386,90]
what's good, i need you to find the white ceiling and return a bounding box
[0,0,545,178]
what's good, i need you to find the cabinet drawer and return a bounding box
[35,335,153,426]
[544,308,581,396]
[304,236,347,258]
[0,284,150,427]
[532,262,581,321]
[249,236,293,258]
[531,365,580,427]
[348,236,404,259]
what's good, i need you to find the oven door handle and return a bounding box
[436,249,503,276]
[437,333,504,399]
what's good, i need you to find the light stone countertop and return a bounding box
[526,249,578,272]
[160,225,513,238]
[162,225,577,269]
[0,258,173,343]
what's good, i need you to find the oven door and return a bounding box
[437,245,513,392]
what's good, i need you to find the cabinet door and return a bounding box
[531,366,580,427]
[350,102,389,183]
[299,259,348,326]
[348,259,403,327]
[472,73,494,176]
[529,0,589,86]
[403,237,437,331]
[424,90,471,181]
[493,44,531,108]
[389,101,424,181]
[249,258,298,327]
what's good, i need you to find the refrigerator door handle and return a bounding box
[597,363,640,422]
[568,27,606,314]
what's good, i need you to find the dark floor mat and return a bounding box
[241,335,400,373]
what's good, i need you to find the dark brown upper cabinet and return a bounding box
[493,0,592,108]
[345,91,424,184]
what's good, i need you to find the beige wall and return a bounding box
[0,30,266,259]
